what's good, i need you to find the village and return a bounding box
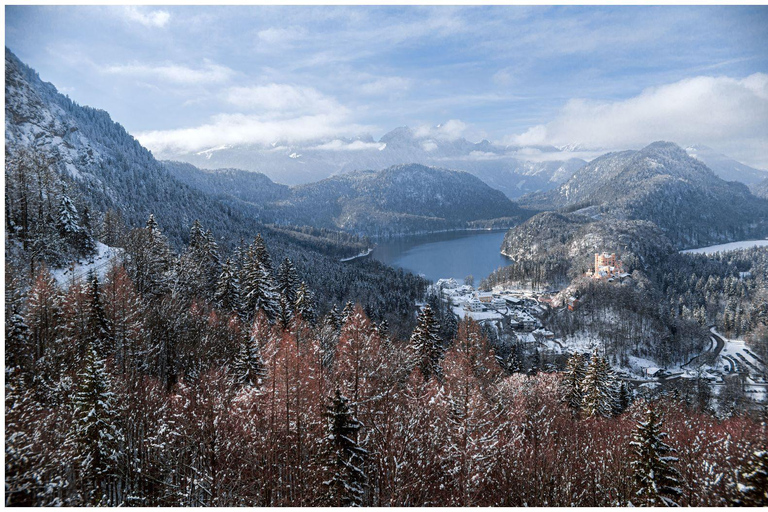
[432,277,561,349]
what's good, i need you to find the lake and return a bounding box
[371,229,511,283]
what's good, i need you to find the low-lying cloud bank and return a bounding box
[509,73,768,169]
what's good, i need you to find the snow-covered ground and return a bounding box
[681,239,768,255]
[451,306,504,322]
[715,332,765,379]
[339,247,373,262]
[51,242,123,287]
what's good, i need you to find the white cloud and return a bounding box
[137,113,375,155]
[223,84,341,115]
[257,26,306,45]
[122,6,170,28]
[311,139,384,151]
[359,76,412,96]
[104,61,234,85]
[510,73,768,168]
[415,119,468,141]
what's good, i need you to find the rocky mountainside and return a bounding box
[156,124,586,198]
[5,47,255,249]
[522,142,768,248]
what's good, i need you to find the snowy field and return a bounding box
[681,239,768,255]
[52,242,123,287]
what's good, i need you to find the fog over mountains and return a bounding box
[155,125,590,199]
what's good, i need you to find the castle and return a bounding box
[589,252,624,280]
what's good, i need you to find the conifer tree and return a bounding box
[614,380,632,416]
[409,304,444,382]
[69,342,122,505]
[86,271,111,353]
[277,258,300,310]
[341,301,355,326]
[124,215,172,297]
[734,450,768,506]
[323,389,367,507]
[582,351,617,418]
[562,352,587,412]
[231,327,267,388]
[214,258,242,314]
[294,281,317,325]
[630,406,682,507]
[242,237,279,321]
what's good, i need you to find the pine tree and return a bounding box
[57,193,81,238]
[630,406,682,507]
[231,326,267,388]
[242,236,279,321]
[582,350,617,418]
[341,301,355,326]
[323,389,367,507]
[409,304,445,382]
[294,281,317,325]
[86,271,111,353]
[124,214,173,297]
[734,450,768,506]
[277,258,300,314]
[215,258,242,313]
[69,342,122,505]
[561,352,587,412]
[614,380,631,416]
[5,273,30,373]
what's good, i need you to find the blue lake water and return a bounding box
[371,230,511,283]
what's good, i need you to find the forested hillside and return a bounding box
[522,142,768,249]
[165,161,530,236]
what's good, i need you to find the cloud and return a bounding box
[122,6,170,28]
[223,84,341,115]
[311,140,385,151]
[137,113,375,155]
[510,73,768,168]
[359,76,412,96]
[414,119,468,141]
[103,61,234,85]
[257,26,307,45]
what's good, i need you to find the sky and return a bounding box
[5,5,768,168]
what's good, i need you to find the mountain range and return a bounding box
[154,125,588,199]
[520,141,768,249]
[164,160,528,236]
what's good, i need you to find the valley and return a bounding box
[6,7,768,505]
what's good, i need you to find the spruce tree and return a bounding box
[734,450,768,506]
[86,271,111,353]
[562,352,587,412]
[214,258,242,313]
[69,342,122,505]
[409,304,445,382]
[630,406,682,507]
[582,350,617,418]
[341,301,355,326]
[242,237,279,321]
[614,380,631,416]
[231,329,267,388]
[294,281,317,325]
[277,258,300,309]
[323,389,367,507]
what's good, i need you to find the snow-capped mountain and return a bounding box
[685,144,768,186]
[523,141,768,249]
[155,125,587,199]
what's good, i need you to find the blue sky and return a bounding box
[6,5,768,167]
